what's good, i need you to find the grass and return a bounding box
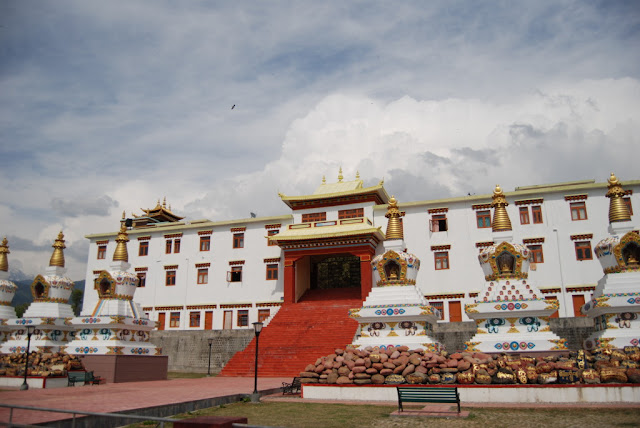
[126,401,640,428]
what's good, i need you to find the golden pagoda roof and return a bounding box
[270,218,384,242]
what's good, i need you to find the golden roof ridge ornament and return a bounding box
[322,175,326,184]
[356,171,360,180]
[491,184,512,232]
[0,237,9,272]
[385,195,405,240]
[112,221,130,262]
[338,167,343,182]
[606,173,631,223]
[49,231,66,267]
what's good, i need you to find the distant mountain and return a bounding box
[11,279,85,307]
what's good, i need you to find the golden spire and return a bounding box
[163,197,167,209]
[322,175,326,184]
[112,221,130,262]
[606,173,631,223]
[385,196,405,240]
[0,237,9,272]
[122,211,126,219]
[338,167,343,182]
[49,231,66,267]
[356,171,360,180]
[491,185,512,232]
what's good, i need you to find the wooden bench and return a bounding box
[281,377,301,395]
[396,386,460,413]
[68,371,104,386]
[85,371,104,385]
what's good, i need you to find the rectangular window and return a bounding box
[166,270,176,286]
[136,272,146,288]
[430,214,448,232]
[139,241,149,256]
[575,241,593,261]
[624,197,633,215]
[97,245,107,259]
[532,206,543,224]
[570,202,588,221]
[189,311,201,327]
[302,212,326,223]
[169,312,180,328]
[572,295,586,318]
[267,230,279,246]
[528,245,544,263]
[338,208,364,220]
[266,264,278,280]
[476,210,491,228]
[233,233,244,249]
[174,239,181,253]
[165,240,172,254]
[429,302,445,320]
[519,207,530,225]
[229,266,242,282]
[258,309,271,323]
[237,310,249,327]
[434,252,449,270]
[197,268,208,284]
[200,236,210,252]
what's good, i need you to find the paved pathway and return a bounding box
[0,376,289,426]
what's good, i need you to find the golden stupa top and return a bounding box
[0,237,9,272]
[49,231,66,267]
[491,184,512,232]
[112,222,130,262]
[606,173,631,223]
[385,196,405,240]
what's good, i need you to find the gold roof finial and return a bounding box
[607,173,631,223]
[163,197,167,208]
[385,195,405,240]
[122,211,126,219]
[338,167,343,182]
[491,184,512,232]
[379,177,384,186]
[112,221,130,262]
[0,237,9,272]
[322,175,326,184]
[49,231,66,267]
[356,171,360,180]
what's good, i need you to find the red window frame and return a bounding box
[233,233,244,249]
[476,211,491,228]
[166,270,176,286]
[528,245,544,263]
[429,302,445,321]
[434,252,449,270]
[237,310,249,327]
[136,272,146,287]
[267,230,279,246]
[139,241,149,256]
[624,197,633,215]
[575,241,593,261]
[197,268,208,284]
[519,207,530,225]
[229,266,242,282]
[430,214,448,232]
[266,264,278,280]
[169,312,180,328]
[570,202,588,221]
[165,240,172,254]
[301,212,327,223]
[199,236,210,252]
[189,311,201,327]
[97,245,106,259]
[258,309,271,323]
[338,208,364,220]
[174,239,181,253]
[532,205,543,224]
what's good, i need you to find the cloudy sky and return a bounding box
[1,1,639,280]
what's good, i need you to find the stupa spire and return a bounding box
[606,173,631,223]
[49,231,66,267]
[385,196,404,240]
[491,184,512,232]
[112,221,130,262]
[338,167,344,182]
[0,237,9,272]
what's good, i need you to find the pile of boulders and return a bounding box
[299,346,640,385]
[0,351,84,377]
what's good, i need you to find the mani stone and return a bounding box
[384,374,405,385]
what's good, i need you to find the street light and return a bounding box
[207,338,214,376]
[20,325,35,391]
[251,321,263,402]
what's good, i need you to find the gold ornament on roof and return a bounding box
[491,184,512,232]
[606,173,631,223]
[112,222,130,262]
[0,237,9,272]
[338,167,344,182]
[322,175,326,184]
[385,196,405,240]
[356,171,360,180]
[49,231,66,267]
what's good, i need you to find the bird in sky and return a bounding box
[231,104,235,109]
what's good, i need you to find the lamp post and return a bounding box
[207,338,214,376]
[20,325,35,391]
[251,321,263,402]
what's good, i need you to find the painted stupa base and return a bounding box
[0,317,75,354]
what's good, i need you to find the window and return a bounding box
[545,296,559,318]
[229,266,242,282]
[200,236,210,252]
[136,272,146,288]
[570,202,588,221]
[166,270,176,286]
[532,206,543,224]
[174,239,181,253]
[430,214,448,232]
[169,312,180,328]
[476,210,491,228]
[165,240,172,254]
[139,241,149,256]
[189,311,201,327]
[233,233,244,249]
[575,241,593,261]
[97,245,107,259]
[624,197,633,215]
[429,302,445,321]
[339,208,364,220]
[519,207,530,225]
[237,310,249,327]
[165,238,181,254]
[434,252,449,270]
[302,212,326,223]
[197,268,208,284]
[266,264,278,280]
[528,245,544,263]
[267,230,279,246]
[258,309,271,323]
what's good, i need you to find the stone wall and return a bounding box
[150,330,254,374]
[549,317,596,350]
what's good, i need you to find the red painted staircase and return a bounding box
[219,288,362,377]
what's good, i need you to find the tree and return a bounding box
[70,289,83,316]
[15,302,29,318]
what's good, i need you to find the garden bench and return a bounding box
[396,386,460,413]
[281,377,301,395]
[68,371,104,386]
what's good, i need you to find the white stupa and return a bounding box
[1,232,76,354]
[0,238,18,343]
[464,185,568,353]
[349,197,443,352]
[582,173,640,350]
